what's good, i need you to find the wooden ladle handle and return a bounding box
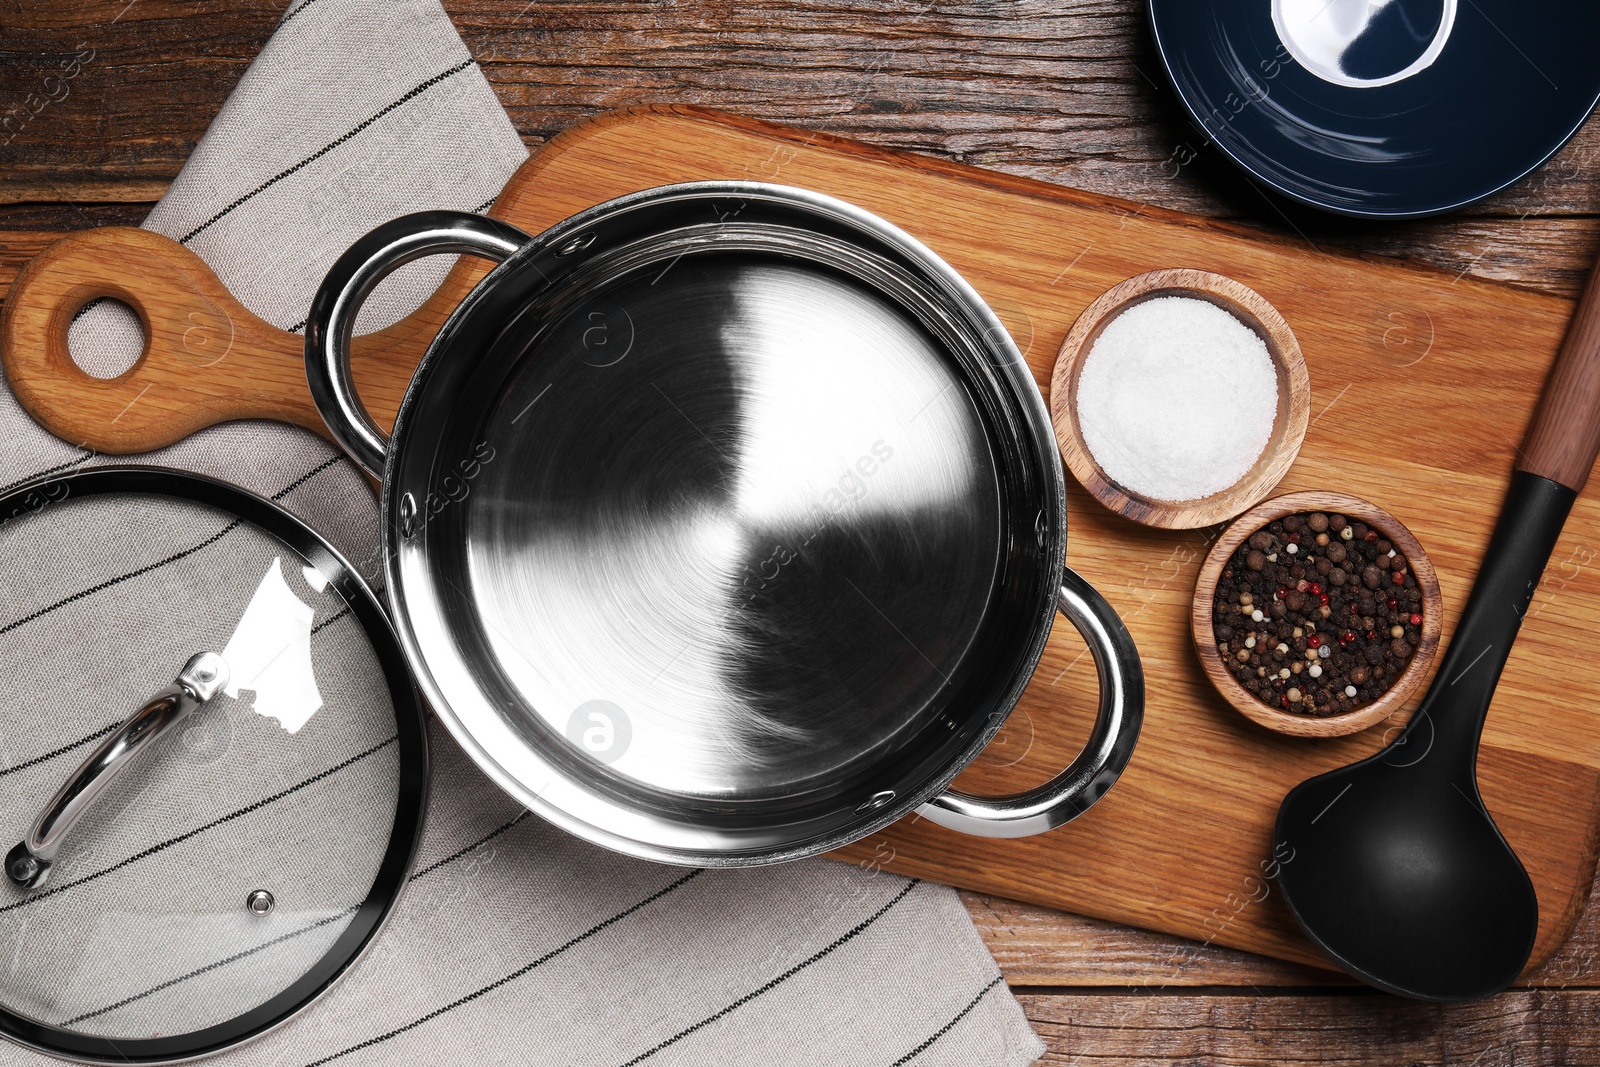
[1519,253,1600,492]
[0,227,324,453]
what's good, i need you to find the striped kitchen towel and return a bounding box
[0,1,1045,1064]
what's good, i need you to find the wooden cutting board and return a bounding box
[5,105,1599,974]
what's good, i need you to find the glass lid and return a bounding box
[0,467,425,1063]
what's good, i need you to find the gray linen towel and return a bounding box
[0,1,1045,1063]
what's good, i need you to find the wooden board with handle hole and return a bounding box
[4,104,1599,974]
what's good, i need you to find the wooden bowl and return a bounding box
[1049,268,1310,529]
[1191,491,1444,738]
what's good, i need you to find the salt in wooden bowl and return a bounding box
[1049,268,1310,529]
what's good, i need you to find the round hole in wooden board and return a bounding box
[67,296,147,379]
[1190,490,1444,739]
[1048,268,1311,530]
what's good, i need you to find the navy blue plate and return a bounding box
[1148,0,1600,218]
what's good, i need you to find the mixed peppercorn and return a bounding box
[1212,511,1424,716]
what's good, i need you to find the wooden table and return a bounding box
[4,2,1600,1060]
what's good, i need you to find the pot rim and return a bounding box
[380,181,1067,865]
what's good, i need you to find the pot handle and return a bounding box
[305,210,532,478]
[917,566,1144,838]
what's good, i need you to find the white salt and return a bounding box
[1075,295,1278,503]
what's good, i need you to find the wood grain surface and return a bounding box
[9,105,1598,973]
[1016,991,1600,1064]
[6,0,1600,1059]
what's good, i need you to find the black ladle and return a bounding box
[1275,254,1600,1002]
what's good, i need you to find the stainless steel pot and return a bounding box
[305,182,1142,866]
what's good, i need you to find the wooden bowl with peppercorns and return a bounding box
[1191,491,1443,738]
